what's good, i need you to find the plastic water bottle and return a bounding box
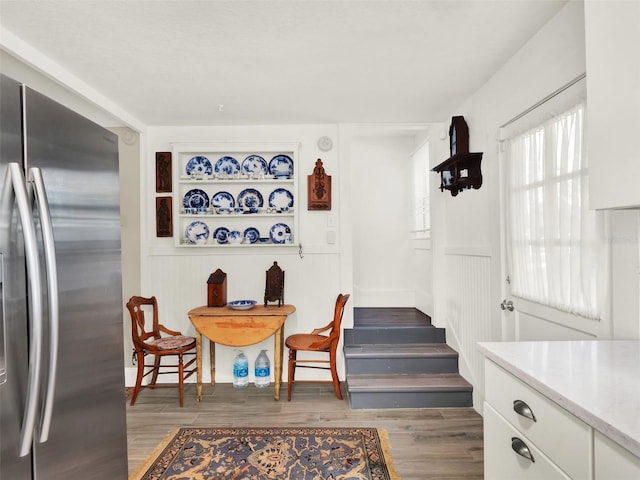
[233,351,249,388]
[254,350,271,388]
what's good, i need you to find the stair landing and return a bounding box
[353,307,431,327]
[344,307,473,409]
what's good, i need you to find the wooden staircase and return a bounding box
[343,308,473,409]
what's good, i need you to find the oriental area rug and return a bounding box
[130,426,399,480]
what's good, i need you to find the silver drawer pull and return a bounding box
[513,399,537,422]
[511,437,535,463]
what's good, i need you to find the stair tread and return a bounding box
[347,373,472,391]
[353,307,431,327]
[344,343,458,357]
[345,325,440,331]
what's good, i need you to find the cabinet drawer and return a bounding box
[484,359,591,480]
[484,403,571,480]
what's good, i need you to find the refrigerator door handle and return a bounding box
[6,163,44,457]
[29,167,59,444]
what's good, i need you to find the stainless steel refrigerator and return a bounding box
[0,74,128,479]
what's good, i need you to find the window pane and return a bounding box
[412,142,430,237]
[506,102,604,320]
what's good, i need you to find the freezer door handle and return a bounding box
[29,167,59,444]
[5,163,45,457]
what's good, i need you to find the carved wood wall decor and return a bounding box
[155,196,173,237]
[156,151,172,193]
[207,268,227,307]
[307,158,331,210]
[264,261,285,306]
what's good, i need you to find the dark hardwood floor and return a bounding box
[126,382,484,479]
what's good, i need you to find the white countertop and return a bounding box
[478,340,640,458]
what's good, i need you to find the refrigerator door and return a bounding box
[23,86,128,479]
[0,74,33,480]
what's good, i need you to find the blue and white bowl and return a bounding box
[227,300,257,310]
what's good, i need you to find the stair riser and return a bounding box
[349,390,473,409]
[344,327,446,345]
[345,357,459,375]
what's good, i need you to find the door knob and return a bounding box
[500,299,514,311]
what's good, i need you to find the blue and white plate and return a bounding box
[211,191,235,209]
[241,155,268,176]
[268,188,294,209]
[237,188,264,209]
[228,299,257,310]
[214,156,241,175]
[243,227,260,244]
[270,223,291,244]
[213,226,229,244]
[228,230,243,244]
[185,221,209,244]
[185,156,213,176]
[269,155,294,177]
[183,189,210,209]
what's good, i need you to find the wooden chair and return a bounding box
[285,293,350,401]
[126,296,197,407]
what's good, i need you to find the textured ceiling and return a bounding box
[0,0,568,127]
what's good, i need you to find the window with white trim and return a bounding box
[411,142,430,238]
[504,101,606,320]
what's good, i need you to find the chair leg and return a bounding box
[130,350,145,406]
[150,354,161,386]
[329,349,343,400]
[178,353,185,407]
[287,349,296,401]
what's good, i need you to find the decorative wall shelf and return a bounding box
[432,116,483,196]
[172,142,300,248]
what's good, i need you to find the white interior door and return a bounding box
[498,102,608,342]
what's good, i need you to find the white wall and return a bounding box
[133,123,434,385]
[428,0,640,411]
[350,134,416,307]
[429,0,584,408]
[109,127,142,367]
[8,0,638,401]
[136,124,354,385]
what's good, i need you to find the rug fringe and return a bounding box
[377,428,402,480]
[129,427,180,480]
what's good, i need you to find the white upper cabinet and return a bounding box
[585,0,640,209]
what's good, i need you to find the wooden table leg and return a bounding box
[273,324,284,400]
[196,331,203,402]
[209,340,216,385]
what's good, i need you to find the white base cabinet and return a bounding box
[483,359,590,479]
[484,403,571,480]
[595,431,640,480]
[484,358,640,479]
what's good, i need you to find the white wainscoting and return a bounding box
[443,252,493,405]
[135,251,345,385]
